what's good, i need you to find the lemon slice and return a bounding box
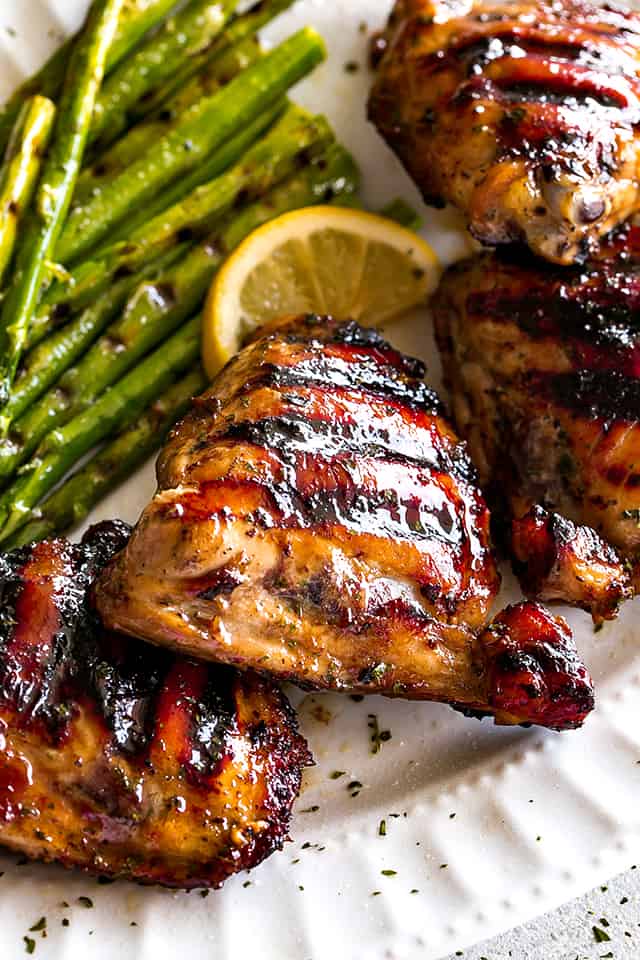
[202,205,440,377]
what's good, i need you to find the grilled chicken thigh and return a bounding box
[96,315,594,730]
[433,226,640,620]
[368,0,640,264]
[0,521,309,887]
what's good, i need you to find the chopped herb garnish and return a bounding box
[23,937,35,955]
[330,771,346,780]
[440,863,448,869]
[77,897,93,909]
[61,919,69,928]
[364,662,389,684]
[368,714,392,754]
[301,805,320,813]
[371,891,381,897]
[29,919,46,933]
[378,820,387,837]
[200,889,210,898]
[410,889,419,894]
[381,869,397,877]
[344,61,359,73]
[593,926,611,943]
[243,881,251,889]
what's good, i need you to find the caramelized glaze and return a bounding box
[433,226,640,620]
[96,316,594,730]
[368,0,640,263]
[0,522,309,887]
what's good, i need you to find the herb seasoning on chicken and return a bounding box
[96,315,594,730]
[368,0,640,264]
[433,224,640,621]
[0,521,310,887]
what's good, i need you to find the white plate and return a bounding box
[0,2,639,958]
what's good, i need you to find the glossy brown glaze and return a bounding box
[368,0,640,263]
[433,227,640,619]
[96,316,594,730]
[466,601,594,730]
[0,522,310,888]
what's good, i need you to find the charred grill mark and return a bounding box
[452,73,631,169]
[423,30,640,91]
[0,541,88,730]
[149,659,215,776]
[321,318,428,379]
[171,457,484,563]
[0,523,311,886]
[258,470,467,549]
[220,412,476,483]
[270,317,429,381]
[531,368,640,422]
[187,670,237,780]
[468,281,640,359]
[242,357,442,415]
[485,55,640,111]
[82,630,171,755]
[0,523,133,739]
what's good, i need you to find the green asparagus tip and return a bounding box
[294,26,327,62]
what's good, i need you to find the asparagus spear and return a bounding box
[5,368,207,549]
[0,96,56,285]
[140,0,295,116]
[0,0,126,426]
[89,0,239,151]
[26,100,284,353]
[56,29,327,265]
[0,145,359,541]
[41,106,331,331]
[0,315,202,544]
[2,127,337,477]
[2,243,186,433]
[78,0,296,202]
[74,36,260,207]
[0,0,180,158]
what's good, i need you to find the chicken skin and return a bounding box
[96,316,594,730]
[0,521,310,888]
[433,225,640,621]
[368,0,640,264]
